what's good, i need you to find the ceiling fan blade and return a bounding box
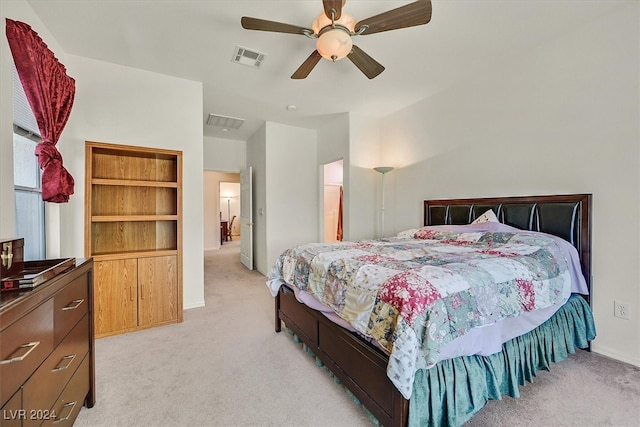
[355,0,432,35]
[323,0,345,21]
[291,50,323,79]
[241,17,313,35]
[347,45,385,79]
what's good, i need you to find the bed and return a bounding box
[267,194,595,427]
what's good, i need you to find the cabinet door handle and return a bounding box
[52,401,77,424]
[0,341,40,365]
[140,284,144,300]
[52,354,76,372]
[62,299,84,311]
[130,285,134,301]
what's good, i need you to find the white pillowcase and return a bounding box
[471,209,499,224]
[396,228,419,238]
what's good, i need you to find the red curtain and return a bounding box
[6,18,75,203]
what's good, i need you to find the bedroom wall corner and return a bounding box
[0,15,16,238]
[264,122,318,272]
[348,113,382,240]
[377,3,640,366]
[246,124,268,275]
[317,114,349,241]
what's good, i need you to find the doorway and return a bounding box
[220,182,240,243]
[203,171,240,251]
[323,159,343,243]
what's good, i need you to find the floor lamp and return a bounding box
[374,166,394,238]
[226,197,231,222]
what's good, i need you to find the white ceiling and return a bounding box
[25,0,626,141]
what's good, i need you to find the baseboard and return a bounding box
[184,300,206,310]
[592,344,640,367]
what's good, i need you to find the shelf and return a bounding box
[90,220,177,255]
[91,215,178,222]
[91,184,177,216]
[90,249,178,261]
[89,143,178,182]
[92,178,179,188]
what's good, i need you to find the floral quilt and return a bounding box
[268,223,580,399]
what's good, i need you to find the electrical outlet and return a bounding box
[614,300,629,320]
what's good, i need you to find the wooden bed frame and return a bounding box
[274,194,592,427]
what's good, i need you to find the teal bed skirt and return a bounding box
[287,294,595,427]
[409,294,596,427]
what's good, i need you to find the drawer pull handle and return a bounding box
[52,401,77,424]
[0,341,40,365]
[62,299,85,311]
[52,354,76,372]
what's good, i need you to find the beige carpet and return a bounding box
[75,242,640,427]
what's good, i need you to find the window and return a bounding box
[13,129,45,260]
[13,63,45,261]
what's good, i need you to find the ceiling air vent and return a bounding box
[206,114,245,130]
[232,45,266,68]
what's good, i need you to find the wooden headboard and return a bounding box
[424,194,592,297]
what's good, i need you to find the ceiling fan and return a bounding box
[240,0,432,79]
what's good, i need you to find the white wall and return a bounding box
[203,135,246,172]
[348,113,382,240]
[246,122,319,275]
[380,4,640,366]
[264,122,318,273]
[61,55,205,310]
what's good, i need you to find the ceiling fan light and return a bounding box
[316,28,352,61]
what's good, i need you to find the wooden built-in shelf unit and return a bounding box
[84,141,183,338]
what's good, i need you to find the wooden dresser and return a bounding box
[0,259,94,426]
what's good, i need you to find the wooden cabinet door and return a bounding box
[93,259,138,336]
[137,256,177,327]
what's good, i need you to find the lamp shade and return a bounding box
[312,11,355,62]
[374,166,394,174]
[316,29,352,61]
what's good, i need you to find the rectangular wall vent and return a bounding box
[206,114,245,130]
[232,46,266,68]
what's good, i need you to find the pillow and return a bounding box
[471,209,499,224]
[396,228,419,238]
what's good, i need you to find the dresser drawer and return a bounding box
[0,390,22,427]
[22,315,89,427]
[42,354,89,427]
[1,299,54,407]
[54,275,89,346]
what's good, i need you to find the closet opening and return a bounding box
[323,159,343,243]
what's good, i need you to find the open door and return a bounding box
[323,159,343,242]
[240,166,253,270]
